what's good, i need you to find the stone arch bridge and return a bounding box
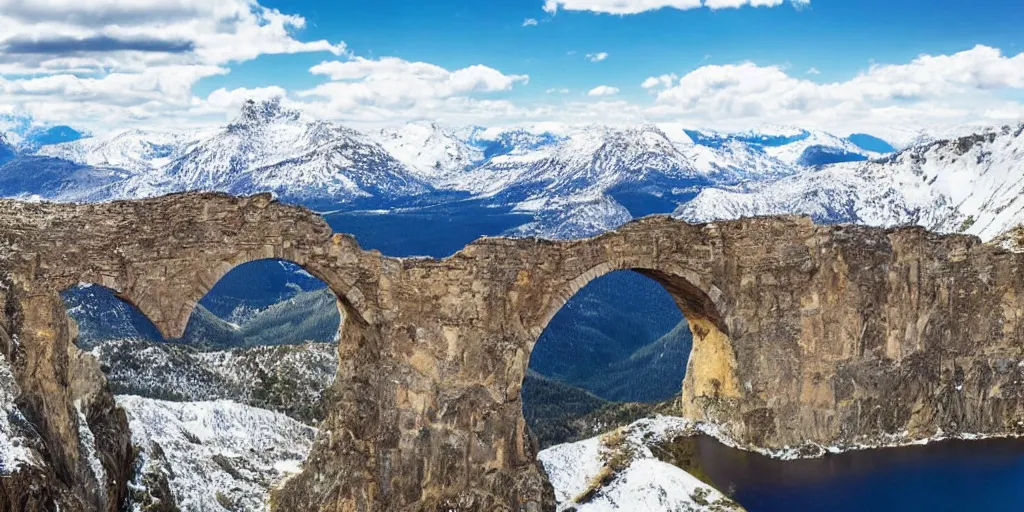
[2,192,1024,512]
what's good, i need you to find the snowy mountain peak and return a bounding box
[376,121,483,179]
[678,122,1024,242]
[230,97,302,130]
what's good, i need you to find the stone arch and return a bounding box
[107,249,370,341]
[533,258,729,341]
[58,282,165,349]
[525,255,741,423]
[171,256,363,349]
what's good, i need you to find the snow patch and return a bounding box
[0,352,38,474]
[73,399,106,488]
[119,396,316,512]
[539,416,740,511]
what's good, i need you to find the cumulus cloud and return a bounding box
[641,73,678,89]
[297,57,530,123]
[644,45,1024,137]
[542,0,805,15]
[0,0,345,130]
[588,85,620,96]
[523,18,539,26]
[546,88,571,94]
[586,52,609,63]
[806,67,821,75]
[0,0,345,72]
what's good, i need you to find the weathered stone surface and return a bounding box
[2,192,1024,511]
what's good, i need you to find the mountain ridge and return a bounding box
[1,98,904,240]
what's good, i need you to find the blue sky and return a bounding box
[204,0,1024,98]
[1,0,1023,141]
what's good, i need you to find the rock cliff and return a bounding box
[2,192,1024,511]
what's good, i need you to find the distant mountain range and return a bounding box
[2,97,908,241]
[677,125,1024,241]
[9,99,1020,244]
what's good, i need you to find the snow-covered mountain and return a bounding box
[685,124,882,167]
[375,121,483,180]
[1,99,918,240]
[127,99,432,203]
[456,124,793,208]
[467,127,566,159]
[120,396,315,512]
[678,124,1024,241]
[441,124,799,238]
[23,99,433,204]
[37,128,202,174]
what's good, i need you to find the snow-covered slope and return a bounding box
[512,195,633,240]
[538,416,743,511]
[1,352,41,474]
[456,125,705,202]
[129,99,431,203]
[119,396,315,512]
[37,129,204,174]
[678,125,1024,241]
[449,124,798,238]
[685,124,883,167]
[375,122,483,181]
[94,340,337,424]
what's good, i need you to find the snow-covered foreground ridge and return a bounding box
[679,125,1024,242]
[117,396,315,512]
[539,416,743,512]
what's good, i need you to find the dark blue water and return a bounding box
[690,435,1024,512]
[322,201,532,258]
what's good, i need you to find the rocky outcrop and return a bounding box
[3,192,1024,511]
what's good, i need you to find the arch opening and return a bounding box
[62,258,345,512]
[523,270,694,450]
[524,266,742,509]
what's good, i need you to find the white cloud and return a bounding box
[546,88,571,94]
[588,85,620,96]
[807,67,821,75]
[298,57,530,123]
[0,0,345,73]
[523,18,539,26]
[586,52,609,63]
[703,0,786,9]
[644,45,1024,136]
[542,0,805,15]
[0,0,345,131]
[307,57,528,95]
[641,73,678,89]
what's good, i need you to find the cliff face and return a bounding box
[2,193,1024,511]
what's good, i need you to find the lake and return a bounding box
[676,434,1024,512]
